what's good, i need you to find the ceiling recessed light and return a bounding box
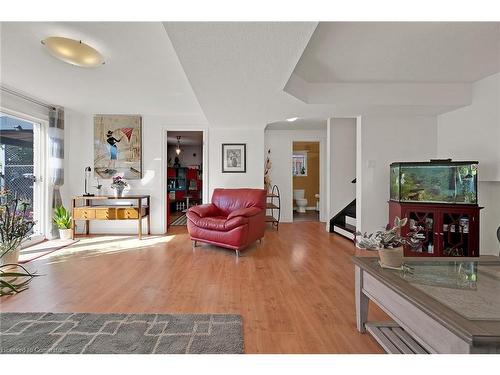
[41,37,105,68]
[286,117,298,122]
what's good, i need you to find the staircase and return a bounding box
[329,178,356,240]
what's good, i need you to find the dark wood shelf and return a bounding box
[389,201,482,257]
[266,185,280,230]
[266,215,278,223]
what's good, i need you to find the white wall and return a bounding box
[476,182,500,256]
[65,114,265,235]
[437,73,500,256]
[66,112,207,235]
[437,73,500,182]
[264,128,327,222]
[328,118,356,224]
[208,127,265,199]
[357,115,438,234]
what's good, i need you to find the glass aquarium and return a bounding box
[390,160,478,204]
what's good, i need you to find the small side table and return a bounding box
[71,195,151,240]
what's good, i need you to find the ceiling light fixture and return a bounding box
[175,136,182,155]
[41,36,105,68]
[286,117,298,122]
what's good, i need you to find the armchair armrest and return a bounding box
[227,207,262,220]
[188,204,220,218]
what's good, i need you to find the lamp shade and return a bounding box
[175,136,182,155]
[42,37,104,68]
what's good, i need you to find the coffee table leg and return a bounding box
[138,198,142,240]
[85,198,90,235]
[71,198,76,239]
[355,265,369,333]
[147,196,151,235]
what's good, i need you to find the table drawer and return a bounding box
[95,208,116,220]
[117,208,141,219]
[73,208,96,220]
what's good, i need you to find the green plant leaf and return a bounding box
[0,278,20,292]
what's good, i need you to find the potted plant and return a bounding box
[110,176,128,197]
[53,206,72,240]
[356,217,423,268]
[1,263,39,296]
[0,189,36,266]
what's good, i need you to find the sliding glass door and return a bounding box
[0,112,46,241]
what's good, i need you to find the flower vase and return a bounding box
[378,246,404,268]
[59,228,73,240]
[0,246,20,268]
[114,186,125,198]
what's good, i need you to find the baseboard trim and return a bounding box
[293,207,318,211]
[333,226,355,240]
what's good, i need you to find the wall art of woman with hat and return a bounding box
[106,130,122,168]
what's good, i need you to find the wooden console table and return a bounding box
[353,256,500,353]
[71,195,151,240]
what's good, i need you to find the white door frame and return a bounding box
[326,116,359,232]
[161,126,209,233]
[0,107,49,244]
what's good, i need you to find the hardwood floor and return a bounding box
[1,222,388,353]
[293,210,320,222]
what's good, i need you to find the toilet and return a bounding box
[293,189,308,213]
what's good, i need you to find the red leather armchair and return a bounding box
[186,188,267,255]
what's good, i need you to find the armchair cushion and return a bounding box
[227,207,262,220]
[188,203,220,218]
[190,215,249,232]
[212,188,266,216]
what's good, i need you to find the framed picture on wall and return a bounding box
[222,143,246,173]
[94,115,142,179]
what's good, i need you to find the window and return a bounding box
[292,151,308,176]
[0,112,46,241]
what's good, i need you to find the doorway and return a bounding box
[292,141,320,222]
[0,111,46,241]
[166,131,204,229]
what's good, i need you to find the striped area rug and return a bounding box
[170,214,187,226]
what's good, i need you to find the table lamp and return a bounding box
[83,166,94,196]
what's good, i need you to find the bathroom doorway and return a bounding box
[292,141,320,222]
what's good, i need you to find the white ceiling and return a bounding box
[294,22,500,83]
[2,22,499,127]
[164,22,337,128]
[0,22,206,119]
[165,22,499,125]
[266,118,327,131]
[166,130,203,146]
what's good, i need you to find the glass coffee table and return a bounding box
[352,256,500,353]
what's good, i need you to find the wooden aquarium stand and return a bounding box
[389,201,482,257]
[71,195,151,240]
